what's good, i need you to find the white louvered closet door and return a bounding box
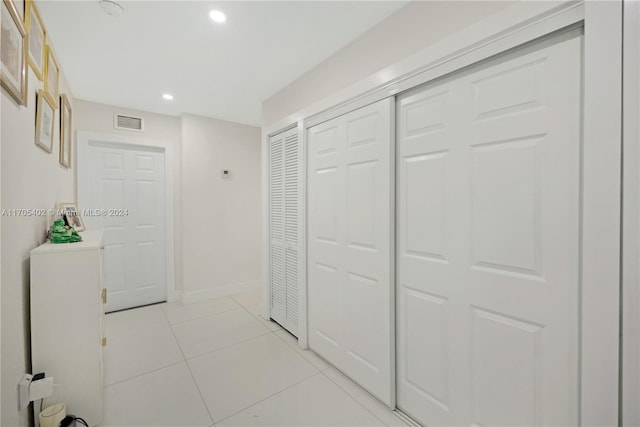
[269,127,301,336]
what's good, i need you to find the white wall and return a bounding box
[181,114,262,300]
[73,100,183,293]
[1,56,75,427]
[262,0,513,127]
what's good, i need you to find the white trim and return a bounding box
[181,280,261,305]
[260,132,271,319]
[76,131,178,305]
[303,3,584,129]
[261,129,270,319]
[296,119,308,349]
[387,97,396,408]
[264,1,583,135]
[581,2,623,425]
[622,1,640,425]
[268,123,297,138]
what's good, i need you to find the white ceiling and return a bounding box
[38,1,407,126]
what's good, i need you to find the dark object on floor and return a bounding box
[59,415,89,427]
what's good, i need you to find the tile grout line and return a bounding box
[107,305,214,424]
[162,302,245,327]
[106,298,291,426]
[105,322,171,344]
[269,332,324,374]
[181,329,275,362]
[204,326,325,425]
[182,327,314,425]
[164,307,217,427]
[104,310,184,387]
[319,368,409,427]
[214,372,323,425]
[233,299,281,329]
[162,301,401,427]
[270,329,330,372]
[105,306,171,342]
[164,299,275,361]
[103,359,186,389]
[229,294,259,308]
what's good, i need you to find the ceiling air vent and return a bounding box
[114,113,144,132]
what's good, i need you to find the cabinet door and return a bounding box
[307,98,395,406]
[269,127,301,335]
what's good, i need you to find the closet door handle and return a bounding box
[101,288,107,304]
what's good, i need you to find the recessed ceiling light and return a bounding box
[209,10,226,23]
[162,94,174,101]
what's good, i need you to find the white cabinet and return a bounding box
[30,230,106,426]
[269,127,302,336]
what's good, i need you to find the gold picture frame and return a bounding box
[35,89,55,153]
[25,0,45,80]
[0,0,28,105]
[15,0,24,20]
[43,44,58,106]
[60,93,72,168]
[59,202,85,232]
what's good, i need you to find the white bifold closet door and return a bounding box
[307,98,394,406]
[396,31,582,426]
[269,127,301,336]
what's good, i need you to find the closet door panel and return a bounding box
[283,130,301,334]
[269,133,286,325]
[396,31,582,427]
[308,98,394,406]
[269,127,301,335]
[307,120,342,363]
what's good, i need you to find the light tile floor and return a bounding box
[102,289,409,427]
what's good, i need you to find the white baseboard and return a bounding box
[181,280,261,305]
[168,289,182,304]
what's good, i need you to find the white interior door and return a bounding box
[307,98,394,406]
[269,127,301,336]
[85,142,167,312]
[396,30,582,426]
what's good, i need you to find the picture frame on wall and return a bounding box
[35,89,55,153]
[60,93,72,168]
[25,0,45,80]
[0,0,28,105]
[59,202,85,232]
[15,0,23,20]
[43,44,58,106]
